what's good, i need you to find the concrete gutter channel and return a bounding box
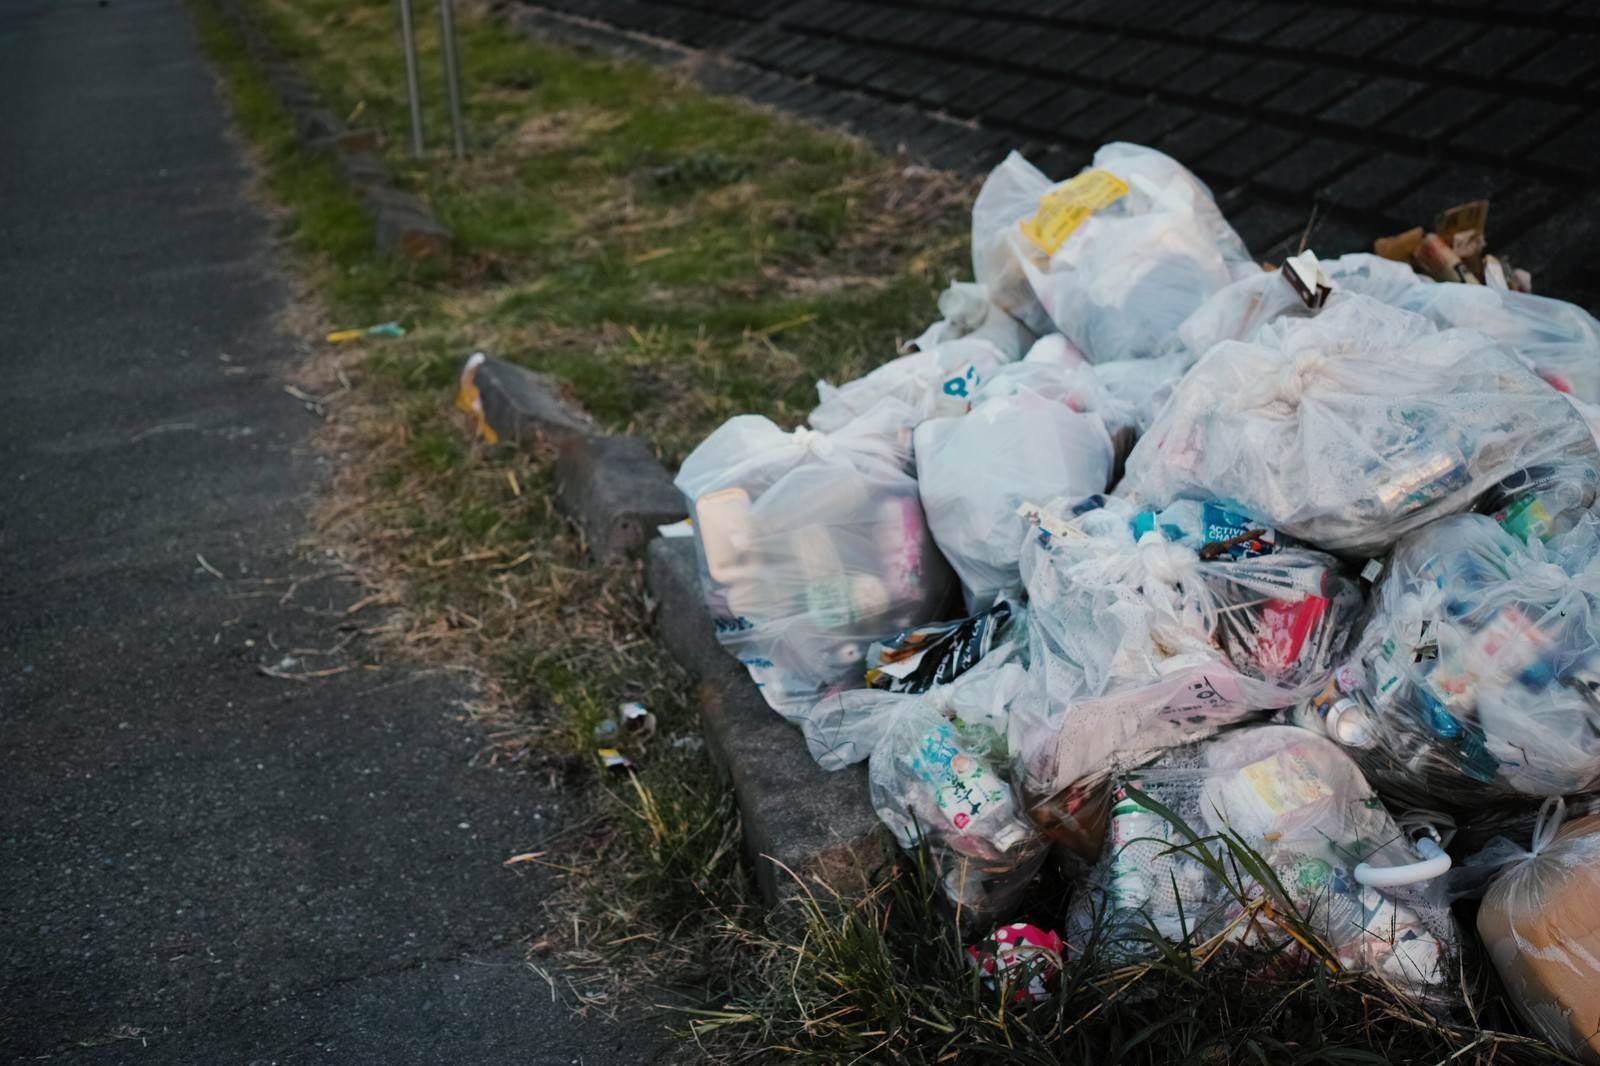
[463,356,889,903]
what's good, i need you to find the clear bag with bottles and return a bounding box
[1073,725,1457,1002]
[1294,512,1600,810]
[846,660,1049,924]
[1008,496,1362,834]
[674,402,957,720]
[1121,295,1600,556]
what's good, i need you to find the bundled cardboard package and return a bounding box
[1476,811,1600,1063]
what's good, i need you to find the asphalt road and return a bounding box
[0,1,663,1061]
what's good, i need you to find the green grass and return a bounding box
[193,1,419,323]
[210,0,969,460]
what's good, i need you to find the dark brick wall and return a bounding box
[514,0,1600,308]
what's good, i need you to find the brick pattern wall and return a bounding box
[517,0,1600,307]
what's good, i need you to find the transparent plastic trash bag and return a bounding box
[1009,496,1361,833]
[970,356,1144,470]
[808,335,1013,434]
[1294,512,1600,810]
[821,659,1047,923]
[1456,798,1600,1064]
[1477,461,1600,546]
[1394,283,1600,406]
[1570,394,1600,449]
[1197,256,1600,410]
[1121,294,1600,556]
[909,281,1038,362]
[674,402,957,720]
[1072,725,1457,1001]
[971,150,1056,335]
[1178,251,1424,357]
[916,386,1117,611]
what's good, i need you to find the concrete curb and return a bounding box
[469,355,598,454]
[461,355,686,562]
[208,0,454,263]
[555,435,687,563]
[645,537,888,904]
[460,352,886,900]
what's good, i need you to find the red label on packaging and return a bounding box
[1256,596,1328,673]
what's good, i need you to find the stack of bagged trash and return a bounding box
[673,141,1600,1057]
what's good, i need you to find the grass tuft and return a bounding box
[699,818,1572,1065]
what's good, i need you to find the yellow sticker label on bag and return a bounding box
[1239,752,1333,816]
[1019,169,1129,255]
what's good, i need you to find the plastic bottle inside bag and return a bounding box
[1074,726,1456,1000]
[1298,513,1600,810]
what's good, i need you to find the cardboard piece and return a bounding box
[1282,249,1333,309]
[1435,199,1489,243]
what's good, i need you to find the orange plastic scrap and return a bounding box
[1373,226,1424,263]
[454,352,499,444]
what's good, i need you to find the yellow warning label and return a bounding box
[1019,169,1129,255]
[1239,752,1332,816]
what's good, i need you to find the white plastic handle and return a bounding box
[1353,836,1452,889]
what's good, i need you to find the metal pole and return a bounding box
[438,0,466,160]
[399,0,425,158]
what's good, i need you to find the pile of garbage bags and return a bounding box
[674,141,1600,1054]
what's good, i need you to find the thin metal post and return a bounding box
[438,0,466,160]
[399,0,425,158]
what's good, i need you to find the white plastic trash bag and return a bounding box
[971,151,1056,335]
[979,143,1256,365]
[1394,283,1600,406]
[809,336,1011,434]
[1178,251,1423,357]
[973,357,1145,463]
[1075,725,1457,1001]
[1121,294,1600,556]
[1295,512,1600,810]
[674,402,957,720]
[916,387,1116,611]
[1009,497,1361,823]
[910,281,1037,362]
